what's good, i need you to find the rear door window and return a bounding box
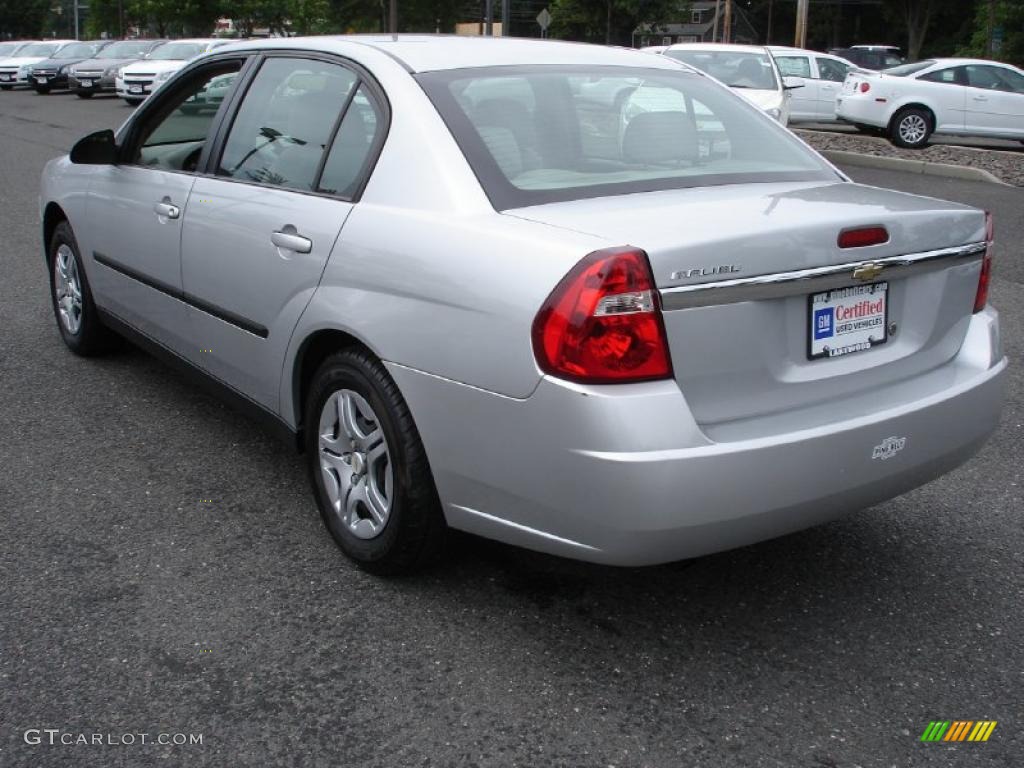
[217,58,358,191]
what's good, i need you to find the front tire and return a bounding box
[0,85,13,91]
[76,90,93,99]
[890,107,932,149]
[305,349,445,575]
[123,97,142,106]
[34,86,51,94]
[48,221,115,356]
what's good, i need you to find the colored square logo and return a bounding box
[814,307,834,340]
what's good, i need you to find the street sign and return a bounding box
[537,8,552,32]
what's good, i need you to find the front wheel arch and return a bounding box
[42,202,69,264]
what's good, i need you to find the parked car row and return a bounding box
[644,42,1024,147]
[0,38,229,105]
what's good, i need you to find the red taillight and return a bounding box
[838,226,889,249]
[859,81,871,93]
[974,212,994,313]
[532,247,672,384]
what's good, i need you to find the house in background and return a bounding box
[635,1,759,48]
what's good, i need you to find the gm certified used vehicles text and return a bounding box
[837,57,1024,147]
[41,37,1007,574]
[28,40,110,94]
[69,39,167,98]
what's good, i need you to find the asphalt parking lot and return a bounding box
[1,88,1021,768]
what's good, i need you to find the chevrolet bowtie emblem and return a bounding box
[852,263,884,281]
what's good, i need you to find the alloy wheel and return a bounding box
[53,244,83,335]
[898,114,928,145]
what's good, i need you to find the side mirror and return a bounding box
[70,129,118,165]
[783,76,806,90]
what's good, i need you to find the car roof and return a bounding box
[665,42,769,55]
[921,57,1020,68]
[214,35,693,73]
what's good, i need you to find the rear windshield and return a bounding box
[418,65,834,210]
[663,50,778,90]
[884,60,935,77]
[97,40,155,59]
[149,42,204,61]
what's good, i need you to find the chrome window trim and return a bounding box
[659,241,987,311]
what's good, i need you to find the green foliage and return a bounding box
[0,0,51,37]
[550,0,686,45]
[959,0,1024,66]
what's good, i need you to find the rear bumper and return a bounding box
[836,95,890,128]
[389,309,1006,566]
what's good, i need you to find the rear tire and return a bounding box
[1,85,14,91]
[305,349,446,576]
[853,123,883,137]
[890,107,932,149]
[76,90,93,99]
[47,221,116,356]
[124,97,142,106]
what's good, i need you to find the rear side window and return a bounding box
[317,85,382,198]
[218,58,358,191]
[419,66,834,210]
[775,56,811,79]
[816,58,849,82]
[918,67,965,86]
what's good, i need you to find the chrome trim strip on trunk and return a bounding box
[659,242,987,311]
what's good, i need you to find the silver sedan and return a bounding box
[40,36,1007,574]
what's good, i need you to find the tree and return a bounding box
[549,0,685,45]
[885,0,960,60]
[0,0,51,37]
[959,0,1024,66]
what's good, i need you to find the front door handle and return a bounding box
[271,229,312,254]
[153,200,180,219]
[972,95,988,102]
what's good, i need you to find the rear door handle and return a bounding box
[271,230,312,253]
[972,95,988,101]
[153,201,180,219]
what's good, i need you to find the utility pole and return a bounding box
[794,0,809,48]
[388,0,397,33]
[723,0,732,43]
[74,0,80,40]
[766,0,773,44]
[485,0,493,35]
[501,0,509,37]
[712,0,721,42]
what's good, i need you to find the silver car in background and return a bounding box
[40,36,1006,574]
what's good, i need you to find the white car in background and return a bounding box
[661,43,797,124]
[0,40,76,90]
[769,46,858,123]
[837,57,1024,148]
[116,39,229,105]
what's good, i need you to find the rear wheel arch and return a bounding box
[293,328,378,448]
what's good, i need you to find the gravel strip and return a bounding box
[795,128,1024,187]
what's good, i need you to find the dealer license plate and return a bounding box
[36,76,48,83]
[129,85,142,94]
[79,79,92,87]
[808,282,888,359]
[0,74,11,81]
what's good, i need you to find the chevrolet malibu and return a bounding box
[40,36,1006,574]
